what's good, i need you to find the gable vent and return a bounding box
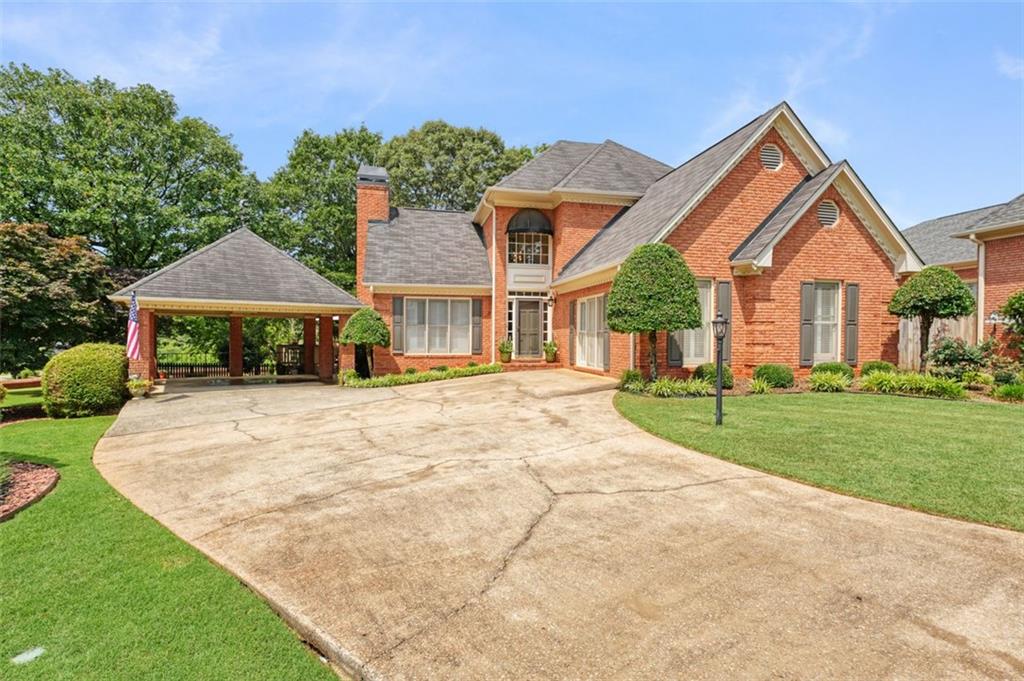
[817,200,840,226]
[760,143,783,171]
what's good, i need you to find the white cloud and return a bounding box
[996,50,1024,80]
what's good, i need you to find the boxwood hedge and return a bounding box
[694,362,734,389]
[753,363,794,388]
[41,343,128,418]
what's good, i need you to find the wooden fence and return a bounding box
[898,313,976,371]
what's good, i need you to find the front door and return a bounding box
[516,300,541,357]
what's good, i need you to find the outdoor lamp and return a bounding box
[712,313,729,426]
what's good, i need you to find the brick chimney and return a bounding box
[355,164,389,301]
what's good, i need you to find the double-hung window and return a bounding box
[812,282,840,362]
[405,298,471,355]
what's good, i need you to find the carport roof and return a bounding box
[110,228,363,314]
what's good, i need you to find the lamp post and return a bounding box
[711,312,729,426]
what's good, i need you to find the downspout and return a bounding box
[971,235,985,341]
[485,196,497,364]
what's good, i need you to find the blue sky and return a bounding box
[2,2,1021,228]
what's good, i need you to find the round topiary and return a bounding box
[861,360,896,376]
[888,266,975,371]
[41,343,127,418]
[810,361,854,380]
[340,308,391,378]
[694,362,734,389]
[753,363,795,388]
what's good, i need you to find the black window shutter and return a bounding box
[799,282,814,367]
[392,296,404,353]
[602,294,611,371]
[845,284,859,366]
[569,300,576,366]
[668,330,682,366]
[716,281,732,364]
[471,299,482,354]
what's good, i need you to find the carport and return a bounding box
[109,228,363,382]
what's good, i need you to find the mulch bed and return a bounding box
[0,462,59,522]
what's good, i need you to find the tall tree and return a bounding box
[607,244,703,380]
[888,265,976,372]
[260,127,382,289]
[0,223,111,372]
[0,63,253,269]
[378,120,538,211]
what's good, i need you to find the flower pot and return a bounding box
[544,352,557,363]
[129,387,147,399]
[499,351,512,363]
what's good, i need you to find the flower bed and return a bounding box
[342,363,503,388]
[0,461,59,522]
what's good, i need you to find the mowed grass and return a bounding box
[615,392,1024,531]
[0,418,336,681]
[3,387,43,407]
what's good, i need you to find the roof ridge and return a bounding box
[904,202,1009,231]
[112,227,251,297]
[555,140,611,188]
[394,206,472,215]
[496,140,594,187]
[245,228,358,295]
[601,139,672,169]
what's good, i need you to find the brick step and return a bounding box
[501,359,560,372]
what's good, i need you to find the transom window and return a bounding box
[672,280,713,365]
[508,232,550,265]
[812,282,840,362]
[405,298,472,355]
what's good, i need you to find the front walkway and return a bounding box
[94,371,1024,680]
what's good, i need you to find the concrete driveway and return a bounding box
[94,371,1024,680]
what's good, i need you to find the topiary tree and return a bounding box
[889,266,976,372]
[1001,289,1024,350]
[607,244,702,380]
[41,343,127,417]
[340,308,391,378]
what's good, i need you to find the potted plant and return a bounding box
[498,338,514,363]
[543,340,558,363]
[126,377,153,399]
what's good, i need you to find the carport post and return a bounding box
[318,315,334,381]
[303,317,316,374]
[229,316,244,377]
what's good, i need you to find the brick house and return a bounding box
[903,193,1024,350]
[356,101,923,378]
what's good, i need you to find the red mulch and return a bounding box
[0,462,59,522]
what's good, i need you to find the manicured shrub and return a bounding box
[340,308,391,377]
[992,383,1024,403]
[809,371,851,393]
[404,367,418,375]
[343,363,502,388]
[810,362,854,380]
[753,363,794,388]
[694,362,734,389]
[888,266,976,371]
[16,368,36,379]
[41,343,127,417]
[861,360,896,376]
[607,243,702,380]
[749,378,773,395]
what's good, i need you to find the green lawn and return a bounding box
[3,387,43,407]
[0,418,336,680]
[615,392,1024,531]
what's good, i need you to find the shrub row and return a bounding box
[645,376,712,398]
[342,363,502,388]
[859,371,966,400]
[809,370,852,393]
[810,362,854,380]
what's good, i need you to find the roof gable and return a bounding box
[556,101,831,283]
[111,228,362,309]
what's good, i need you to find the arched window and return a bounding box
[507,209,552,265]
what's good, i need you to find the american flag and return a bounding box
[126,292,141,360]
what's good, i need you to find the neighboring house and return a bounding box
[356,101,923,378]
[903,193,1024,352]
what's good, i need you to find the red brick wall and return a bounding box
[552,202,625,273]
[361,293,493,374]
[984,234,1024,348]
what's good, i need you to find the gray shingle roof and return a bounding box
[731,162,846,262]
[364,208,492,287]
[495,139,670,194]
[556,103,788,281]
[968,192,1024,231]
[902,204,1002,265]
[112,228,363,307]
